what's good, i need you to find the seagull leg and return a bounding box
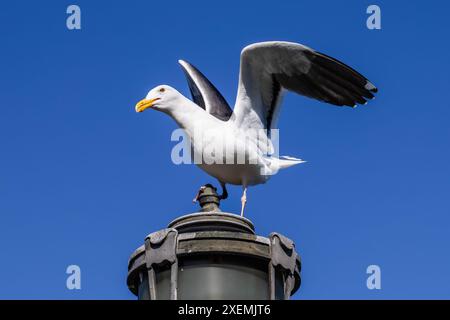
[240,187,247,217]
[219,182,228,200]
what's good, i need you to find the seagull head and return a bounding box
[135,85,181,113]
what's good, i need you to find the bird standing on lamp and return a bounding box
[135,41,377,216]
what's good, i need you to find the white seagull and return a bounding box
[135,41,377,216]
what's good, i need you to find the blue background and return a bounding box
[0,1,449,299]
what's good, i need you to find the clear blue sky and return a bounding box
[0,0,449,299]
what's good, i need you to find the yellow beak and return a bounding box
[135,98,160,113]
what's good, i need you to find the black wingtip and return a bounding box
[365,81,378,93]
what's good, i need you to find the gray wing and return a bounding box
[178,60,233,121]
[233,41,378,132]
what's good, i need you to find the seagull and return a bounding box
[135,41,377,216]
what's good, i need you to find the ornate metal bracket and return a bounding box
[144,228,179,300]
[268,232,301,300]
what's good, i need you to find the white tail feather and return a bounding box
[264,155,306,173]
[277,156,306,169]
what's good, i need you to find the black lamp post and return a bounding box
[127,185,301,300]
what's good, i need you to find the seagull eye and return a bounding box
[159,88,165,93]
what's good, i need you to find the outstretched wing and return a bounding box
[232,41,378,132]
[178,60,233,121]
